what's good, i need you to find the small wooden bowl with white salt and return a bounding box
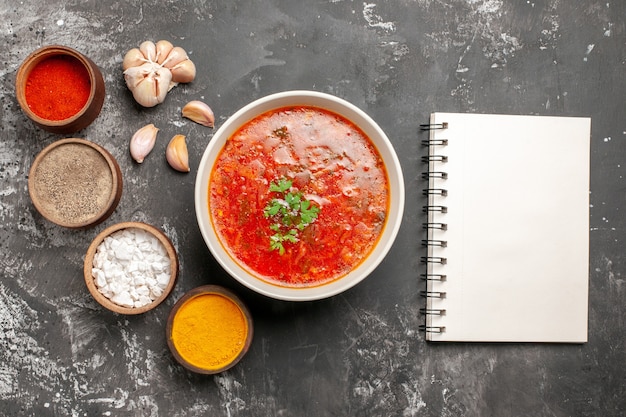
[83,221,179,315]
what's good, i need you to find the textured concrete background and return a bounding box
[1,0,624,416]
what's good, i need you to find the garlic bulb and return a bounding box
[122,40,196,107]
[130,124,159,163]
[166,134,190,172]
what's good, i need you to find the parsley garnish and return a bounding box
[263,179,320,255]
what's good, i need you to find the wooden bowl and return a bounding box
[28,138,123,228]
[15,45,105,133]
[84,222,179,315]
[166,285,253,374]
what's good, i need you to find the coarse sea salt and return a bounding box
[92,227,171,308]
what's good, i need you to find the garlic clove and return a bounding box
[132,77,165,107]
[182,100,215,128]
[166,134,190,172]
[123,63,153,88]
[122,48,146,70]
[155,40,174,65]
[161,46,189,69]
[130,124,159,163]
[139,40,157,62]
[170,59,196,83]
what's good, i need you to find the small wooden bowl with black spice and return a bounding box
[15,44,105,134]
[84,222,179,315]
[166,285,253,374]
[28,138,123,228]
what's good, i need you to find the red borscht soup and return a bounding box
[209,106,389,287]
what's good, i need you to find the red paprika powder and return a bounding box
[25,55,91,121]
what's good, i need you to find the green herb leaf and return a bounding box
[264,201,281,217]
[285,192,301,209]
[264,179,321,255]
[299,200,320,225]
[285,229,299,243]
[269,236,285,255]
[269,178,291,193]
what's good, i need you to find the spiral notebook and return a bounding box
[421,112,590,343]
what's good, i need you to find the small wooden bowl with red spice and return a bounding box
[15,45,105,134]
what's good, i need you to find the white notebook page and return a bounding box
[425,112,590,342]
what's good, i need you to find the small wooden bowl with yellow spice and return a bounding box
[166,285,253,374]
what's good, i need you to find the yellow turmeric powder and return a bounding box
[170,293,248,371]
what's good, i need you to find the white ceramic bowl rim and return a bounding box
[194,90,405,301]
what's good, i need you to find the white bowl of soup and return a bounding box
[195,91,404,301]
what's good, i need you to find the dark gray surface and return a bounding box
[1,1,624,416]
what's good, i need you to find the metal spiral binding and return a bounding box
[420,256,447,264]
[423,205,447,213]
[419,273,446,281]
[421,123,449,197]
[419,290,446,298]
[421,171,448,180]
[421,155,448,163]
[421,138,448,147]
[420,308,446,316]
[423,222,447,230]
[421,239,447,247]
[421,120,449,335]
[419,325,446,333]
[420,122,448,130]
[423,188,448,196]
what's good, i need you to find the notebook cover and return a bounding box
[424,112,590,342]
